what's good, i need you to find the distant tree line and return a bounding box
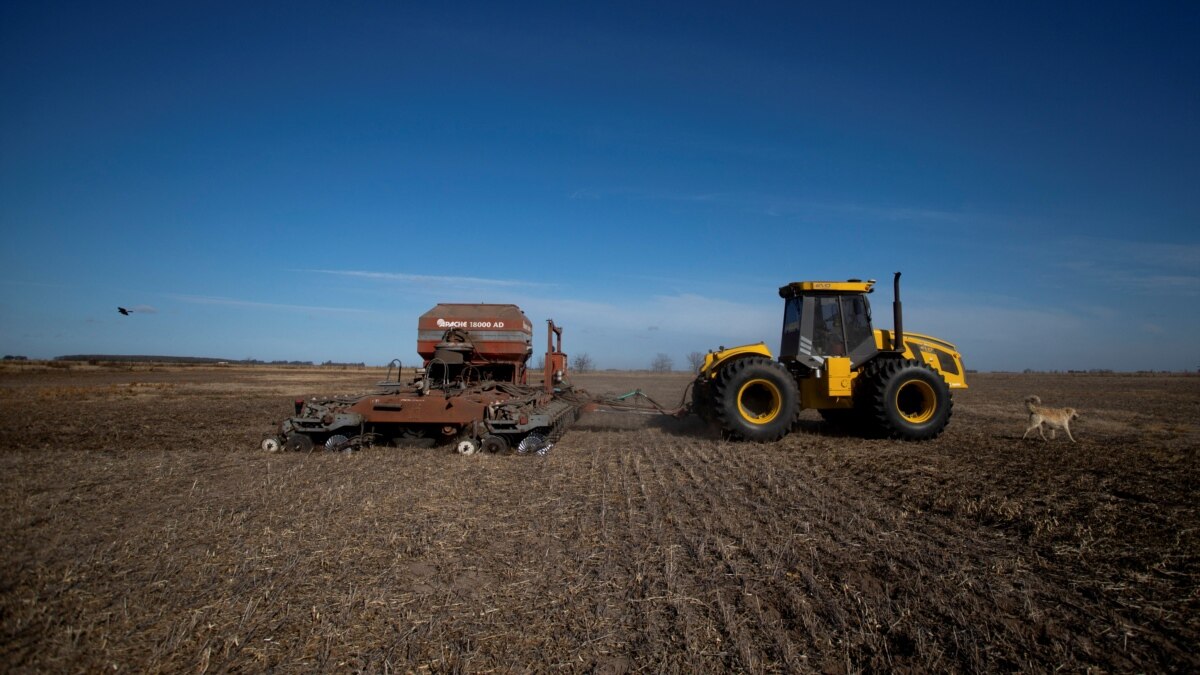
[51,355,364,367]
[1023,368,1116,374]
[1018,368,1189,375]
[573,353,594,373]
[650,353,673,372]
[57,354,231,364]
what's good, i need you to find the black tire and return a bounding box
[284,433,315,452]
[859,358,953,440]
[480,434,510,454]
[711,356,798,442]
[691,379,715,423]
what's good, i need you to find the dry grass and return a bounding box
[0,368,1196,672]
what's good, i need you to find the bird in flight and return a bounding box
[118,307,131,316]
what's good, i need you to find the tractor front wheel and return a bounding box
[711,356,798,442]
[860,359,953,440]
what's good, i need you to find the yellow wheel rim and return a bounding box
[896,380,936,424]
[737,378,782,425]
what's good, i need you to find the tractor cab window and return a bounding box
[812,297,846,356]
[782,298,801,341]
[841,295,873,351]
[812,295,874,358]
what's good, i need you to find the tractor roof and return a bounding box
[778,280,875,297]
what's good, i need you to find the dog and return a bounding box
[1022,395,1079,442]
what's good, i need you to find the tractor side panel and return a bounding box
[874,330,968,389]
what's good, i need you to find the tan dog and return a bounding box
[1022,395,1079,442]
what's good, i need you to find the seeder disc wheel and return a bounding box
[517,433,548,455]
[261,437,282,453]
[284,434,314,453]
[456,438,480,455]
[480,435,510,454]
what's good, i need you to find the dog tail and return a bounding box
[1025,395,1041,414]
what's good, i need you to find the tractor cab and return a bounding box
[778,279,879,370]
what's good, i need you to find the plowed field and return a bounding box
[1,365,1196,672]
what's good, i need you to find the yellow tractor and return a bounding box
[691,273,967,441]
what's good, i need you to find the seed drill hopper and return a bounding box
[262,304,585,455]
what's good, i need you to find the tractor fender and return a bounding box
[700,343,774,379]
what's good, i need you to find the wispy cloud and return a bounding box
[168,294,370,314]
[568,188,981,225]
[1056,237,1200,296]
[126,304,158,314]
[304,269,551,289]
[909,302,1085,344]
[569,187,724,203]
[817,202,971,223]
[1090,238,1200,269]
[1132,274,1200,293]
[746,197,987,224]
[510,292,778,355]
[0,279,72,289]
[1060,237,1200,267]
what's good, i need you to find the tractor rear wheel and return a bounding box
[711,356,798,442]
[859,358,952,440]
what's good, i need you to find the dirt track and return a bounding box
[1,365,1197,672]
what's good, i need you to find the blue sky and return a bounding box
[1,1,1197,371]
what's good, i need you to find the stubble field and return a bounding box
[0,364,1196,672]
